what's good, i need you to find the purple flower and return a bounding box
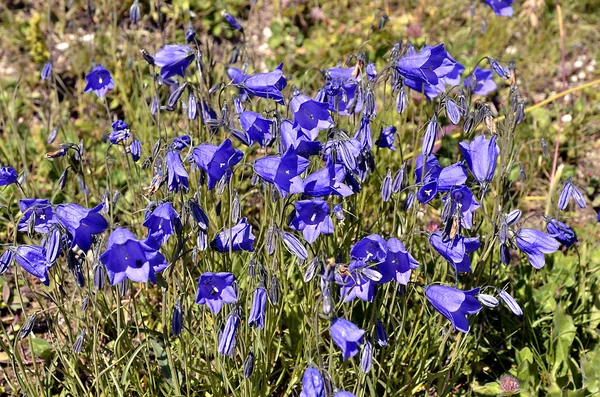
[153,45,195,80]
[320,67,363,116]
[223,12,243,30]
[189,139,243,190]
[498,289,523,315]
[185,23,196,43]
[375,126,396,150]
[212,217,255,252]
[13,245,52,285]
[483,0,514,16]
[378,238,419,285]
[0,166,18,186]
[254,147,309,197]
[303,160,354,198]
[129,0,141,23]
[248,287,267,329]
[242,63,287,105]
[425,285,482,333]
[281,231,309,260]
[330,318,365,360]
[415,155,468,204]
[339,260,378,302]
[165,150,189,193]
[84,65,114,98]
[300,367,324,397]
[195,272,237,314]
[464,67,497,96]
[41,61,52,80]
[109,120,130,144]
[100,227,168,285]
[375,319,388,346]
[366,63,377,81]
[429,232,481,273]
[459,135,500,184]
[334,392,357,397]
[354,116,372,150]
[218,312,240,356]
[143,202,181,247]
[515,228,559,269]
[239,111,273,147]
[290,94,333,139]
[545,218,577,248]
[558,178,586,210]
[130,139,141,162]
[0,250,14,275]
[172,135,191,151]
[422,115,439,158]
[350,234,387,262]
[442,186,480,229]
[18,199,56,234]
[280,120,322,158]
[289,199,334,244]
[55,203,108,253]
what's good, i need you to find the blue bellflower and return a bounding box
[18,199,56,233]
[241,63,287,105]
[351,234,387,262]
[165,150,189,193]
[153,45,195,80]
[290,93,333,139]
[0,166,18,186]
[303,160,354,198]
[458,135,500,184]
[100,227,168,285]
[253,147,309,197]
[464,67,497,96]
[375,126,397,150]
[299,367,325,397]
[289,199,334,244]
[515,228,559,269]
[109,120,130,144]
[442,186,481,229]
[415,155,468,204]
[378,238,420,285]
[223,12,243,30]
[41,61,52,80]
[84,65,114,98]
[330,318,365,360]
[483,0,515,16]
[55,203,108,252]
[558,178,586,210]
[189,139,243,190]
[280,120,322,158]
[239,111,273,147]
[338,260,378,302]
[429,232,481,273]
[425,285,482,333]
[195,272,237,314]
[212,218,255,252]
[546,218,577,248]
[13,245,52,285]
[143,202,181,247]
[320,66,363,116]
[248,287,267,329]
[218,312,240,356]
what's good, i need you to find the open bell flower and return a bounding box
[55,203,108,253]
[100,228,168,285]
[212,217,255,252]
[241,63,287,105]
[378,238,420,285]
[303,160,354,198]
[300,367,325,397]
[165,150,189,193]
[459,135,500,184]
[425,285,482,333]
[84,65,114,98]
[464,67,497,96]
[430,232,481,273]
[289,199,334,244]
[253,147,309,198]
[330,318,365,360]
[18,198,56,234]
[189,139,244,190]
[515,228,559,269]
[12,245,53,286]
[338,260,378,303]
[350,234,387,262]
[0,166,18,186]
[153,44,195,80]
[195,272,237,314]
[239,111,273,147]
[290,93,333,139]
[143,202,181,247]
[483,0,514,16]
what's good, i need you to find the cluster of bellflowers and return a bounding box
[0,3,596,393]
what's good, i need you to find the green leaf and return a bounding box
[581,348,600,393]
[552,305,576,376]
[30,338,53,360]
[472,381,501,396]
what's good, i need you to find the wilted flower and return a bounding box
[487,57,510,79]
[289,199,334,244]
[248,287,267,329]
[558,178,586,210]
[375,126,396,150]
[189,139,243,190]
[143,202,181,247]
[254,147,310,197]
[378,238,420,285]
[483,0,514,16]
[291,93,333,138]
[165,150,189,193]
[84,65,114,98]
[212,218,255,252]
[300,367,324,397]
[100,228,168,285]
[430,232,481,273]
[515,228,559,269]
[425,285,482,333]
[41,61,52,80]
[218,312,240,356]
[545,218,577,247]
[12,245,52,285]
[241,63,287,105]
[464,67,497,96]
[0,166,18,186]
[459,135,500,184]
[55,203,108,253]
[330,318,365,360]
[154,45,195,80]
[195,272,237,314]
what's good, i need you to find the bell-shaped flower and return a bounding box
[291,93,333,139]
[212,217,255,252]
[55,203,108,253]
[330,318,365,360]
[350,234,387,262]
[289,199,334,244]
[545,218,577,248]
[415,155,468,204]
[165,150,189,193]
[18,199,56,234]
[303,160,354,198]
[254,147,310,197]
[239,111,273,148]
[429,232,481,273]
[483,0,514,16]
[218,312,240,356]
[153,44,195,80]
[0,166,18,186]
[280,120,322,158]
[100,228,168,285]
[189,139,243,190]
[515,228,559,269]
[464,67,497,96]
[143,202,181,247]
[378,238,420,285]
[375,126,396,151]
[459,135,500,184]
[442,186,480,229]
[248,287,267,329]
[241,63,287,105]
[425,285,482,333]
[319,66,363,116]
[299,367,325,397]
[558,178,586,210]
[338,260,378,303]
[375,319,388,347]
[13,245,52,285]
[195,272,237,314]
[84,65,114,98]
